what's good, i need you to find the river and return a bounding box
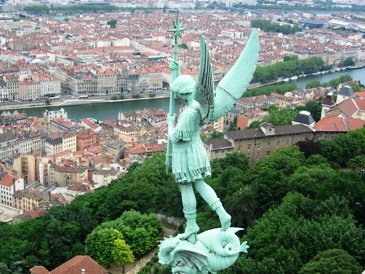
[7,67,365,121]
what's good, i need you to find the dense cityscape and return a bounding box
[0,0,365,273]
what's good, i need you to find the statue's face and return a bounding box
[176,92,191,104]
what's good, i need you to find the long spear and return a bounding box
[166,11,186,175]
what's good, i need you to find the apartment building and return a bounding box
[4,76,61,100]
[224,123,314,165]
[0,170,25,207]
[45,134,63,156]
[62,132,77,152]
[76,131,97,151]
[0,131,19,160]
[13,189,46,212]
[13,154,37,183]
[114,123,140,143]
[92,169,118,188]
[51,165,87,187]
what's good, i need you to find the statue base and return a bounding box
[158,227,249,274]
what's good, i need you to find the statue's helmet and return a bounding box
[171,75,195,95]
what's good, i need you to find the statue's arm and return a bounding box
[169,108,200,144]
[170,60,180,79]
[167,114,179,143]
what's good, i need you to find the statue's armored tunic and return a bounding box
[172,100,211,183]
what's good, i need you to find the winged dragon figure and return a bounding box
[160,28,259,274]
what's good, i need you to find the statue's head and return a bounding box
[171,75,195,96]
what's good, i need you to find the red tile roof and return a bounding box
[0,174,15,187]
[30,266,50,274]
[81,118,99,130]
[49,149,73,158]
[355,92,365,99]
[26,210,46,219]
[151,144,165,152]
[50,255,107,274]
[314,116,365,132]
[55,166,79,173]
[237,115,249,130]
[128,144,146,154]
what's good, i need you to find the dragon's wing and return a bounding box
[193,36,215,125]
[210,29,260,121]
[171,241,209,273]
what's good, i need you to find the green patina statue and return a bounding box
[159,12,260,274]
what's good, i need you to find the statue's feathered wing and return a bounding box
[193,36,215,125]
[194,30,260,124]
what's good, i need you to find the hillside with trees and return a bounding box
[250,19,300,34]
[0,128,365,273]
[252,55,330,84]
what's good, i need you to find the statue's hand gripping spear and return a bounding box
[165,11,186,175]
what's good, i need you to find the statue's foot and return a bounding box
[180,223,199,244]
[218,211,231,231]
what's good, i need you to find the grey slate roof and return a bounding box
[338,85,354,97]
[293,111,315,126]
[226,124,313,140]
[205,138,234,151]
[228,108,241,115]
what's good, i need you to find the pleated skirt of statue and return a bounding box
[172,139,211,184]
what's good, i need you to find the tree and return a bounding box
[107,19,117,28]
[297,101,322,122]
[327,75,352,88]
[347,155,365,178]
[209,130,224,140]
[98,210,163,256]
[299,249,362,274]
[45,98,50,105]
[85,228,133,268]
[338,57,355,68]
[228,116,238,131]
[111,239,134,271]
[347,82,363,92]
[296,139,322,158]
[320,128,365,167]
[247,120,261,129]
[306,80,321,89]
[230,193,365,274]
[225,185,257,227]
[264,105,299,126]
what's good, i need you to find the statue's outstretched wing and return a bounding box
[193,36,215,125]
[210,29,260,121]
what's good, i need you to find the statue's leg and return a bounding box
[194,179,231,230]
[178,183,199,243]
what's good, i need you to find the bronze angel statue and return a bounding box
[160,24,259,273]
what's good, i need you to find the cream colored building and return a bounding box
[114,124,141,143]
[213,117,225,133]
[15,189,46,212]
[62,132,77,152]
[5,77,60,101]
[149,72,163,92]
[51,165,88,187]
[13,154,37,183]
[92,169,118,188]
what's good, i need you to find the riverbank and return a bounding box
[1,65,364,116]
[0,93,170,111]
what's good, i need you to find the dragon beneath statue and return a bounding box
[158,228,249,274]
